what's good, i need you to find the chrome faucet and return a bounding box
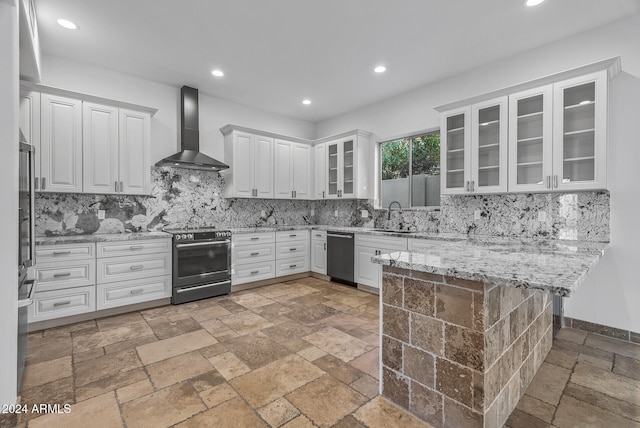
[388,201,401,220]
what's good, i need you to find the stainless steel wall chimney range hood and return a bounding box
[155,86,229,171]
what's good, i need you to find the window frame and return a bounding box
[378,127,441,210]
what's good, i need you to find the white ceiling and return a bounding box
[35,0,640,123]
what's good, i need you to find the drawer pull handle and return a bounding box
[53,272,72,278]
[250,270,260,275]
[289,247,297,251]
[130,289,143,295]
[130,245,144,250]
[130,265,144,271]
[315,234,321,237]
[289,234,297,237]
[53,251,71,255]
[53,301,71,307]
[250,252,260,256]
[289,264,297,268]
[250,237,260,241]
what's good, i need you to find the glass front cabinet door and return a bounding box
[441,106,471,195]
[508,85,553,192]
[471,96,508,193]
[552,71,608,191]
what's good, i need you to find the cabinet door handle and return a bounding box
[294,190,297,198]
[120,181,124,192]
[53,300,71,307]
[546,176,551,189]
[553,175,558,188]
[322,191,325,198]
[41,177,46,190]
[250,270,260,275]
[53,272,72,278]
[130,289,143,295]
[291,190,294,198]
[115,181,119,192]
[53,250,71,255]
[250,252,260,256]
[324,243,326,250]
[471,181,475,192]
[34,177,39,190]
[465,181,469,191]
[129,265,144,271]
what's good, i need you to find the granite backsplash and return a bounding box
[35,167,609,242]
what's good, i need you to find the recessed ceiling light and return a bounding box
[524,0,545,6]
[302,99,311,105]
[211,69,224,77]
[374,66,386,73]
[57,19,78,30]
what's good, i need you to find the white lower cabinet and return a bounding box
[355,235,407,289]
[35,260,96,292]
[97,275,171,310]
[95,238,172,309]
[275,230,310,276]
[30,286,96,323]
[232,232,276,285]
[310,230,327,275]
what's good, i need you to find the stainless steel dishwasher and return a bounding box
[326,231,355,285]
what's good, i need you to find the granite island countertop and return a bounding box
[36,231,173,245]
[372,236,609,296]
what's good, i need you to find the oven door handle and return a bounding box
[176,280,231,293]
[175,240,230,249]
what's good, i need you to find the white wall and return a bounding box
[0,0,20,407]
[39,55,316,164]
[316,14,640,333]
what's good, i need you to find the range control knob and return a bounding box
[181,234,187,240]
[188,234,194,240]
[175,235,181,241]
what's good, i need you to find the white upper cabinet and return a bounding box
[293,143,312,199]
[325,135,369,199]
[441,97,507,195]
[471,97,508,193]
[83,104,151,195]
[552,71,608,191]
[266,138,312,199]
[40,93,83,193]
[223,130,274,198]
[83,102,119,194]
[19,89,41,188]
[439,58,618,194]
[118,108,151,195]
[508,85,553,192]
[440,106,471,195]
[314,143,326,199]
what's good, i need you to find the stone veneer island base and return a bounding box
[381,266,553,428]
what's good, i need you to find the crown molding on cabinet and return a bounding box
[220,124,375,146]
[20,81,158,116]
[434,56,621,113]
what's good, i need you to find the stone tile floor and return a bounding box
[12,278,431,428]
[5,277,640,427]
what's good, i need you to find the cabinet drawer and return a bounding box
[356,234,407,251]
[276,241,309,259]
[276,230,309,243]
[96,275,171,310]
[276,256,308,276]
[29,286,96,323]
[233,232,275,246]
[96,253,172,284]
[97,239,172,258]
[36,243,95,262]
[233,243,275,265]
[232,261,275,285]
[35,260,96,292]
[311,230,326,241]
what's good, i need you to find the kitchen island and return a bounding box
[372,237,608,428]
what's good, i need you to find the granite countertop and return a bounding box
[372,237,609,297]
[36,231,172,245]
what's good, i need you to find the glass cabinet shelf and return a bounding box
[447,168,464,173]
[517,136,543,144]
[517,161,543,167]
[448,148,464,153]
[517,111,543,119]
[564,128,595,136]
[448,127,464,133]
[478,165,499,170]
[479,143,499,148]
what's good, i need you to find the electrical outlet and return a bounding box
[538,211,547,222]
[334,210,339,218]
[361,209,369,218]
[98,210,106,220]
[310,209,315,216]
[474,209,481,220]
[261,210,266,217]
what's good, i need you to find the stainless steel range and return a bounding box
[164,227,232,304]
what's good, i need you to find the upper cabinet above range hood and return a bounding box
[155,86,229,171]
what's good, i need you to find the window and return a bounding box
[380,131,441,208]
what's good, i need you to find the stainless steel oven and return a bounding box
[167,228,232,304]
